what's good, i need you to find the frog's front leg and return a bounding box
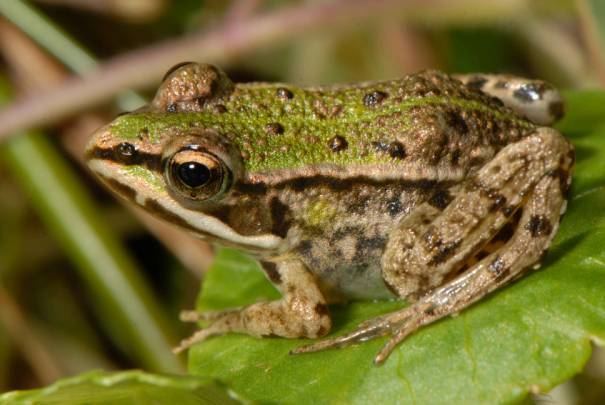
[174,258,331,353]
[293,127,573,364]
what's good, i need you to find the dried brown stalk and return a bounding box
[0,0,526,141]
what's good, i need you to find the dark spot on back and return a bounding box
[526,215,552,237]
[428,189,452,210]
[261,261,282,284]
[363,90,388,107]
[265,122,284,135]
[388,141,406,159]
[276,87,294,100]
[328,135,348,152]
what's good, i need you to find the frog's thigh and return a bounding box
[293,128,572,362]
[454,73,564,126]
[382,127,572,299]
[374,127,572,358]
[371,164,570,363]
[174,258,330,353]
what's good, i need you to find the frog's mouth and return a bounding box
[88,158,284,252]
[86,128,283,252]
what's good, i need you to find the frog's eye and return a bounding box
[164,146,232,201]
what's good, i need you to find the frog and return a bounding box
[85,62,573,364]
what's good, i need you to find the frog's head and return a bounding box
[85,63,283,252]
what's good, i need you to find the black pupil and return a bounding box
[177,162,211,188]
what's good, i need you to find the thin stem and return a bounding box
[0,0,511,141]
[0,287,63,384]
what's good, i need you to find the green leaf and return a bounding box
[0,370,243,405]
[189,89,605,403]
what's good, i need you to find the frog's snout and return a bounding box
[85,124,126,177]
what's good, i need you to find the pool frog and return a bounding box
[86,63,573,364]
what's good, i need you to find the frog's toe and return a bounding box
[290,316,396,355]
[173,310,243,354]
[291,302,434,363]
[173,328,215,354]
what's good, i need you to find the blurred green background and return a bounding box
[0,0,604,403]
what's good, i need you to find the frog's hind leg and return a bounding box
[174,258,331,353]
[292,127,573,364]
[455,73,564,126]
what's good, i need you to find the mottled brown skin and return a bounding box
[86,63,573,363]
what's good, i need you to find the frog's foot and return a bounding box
[173,258,331,354]
[454,73,564,126]
[293,299,453,364]
[296,127,573,364]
